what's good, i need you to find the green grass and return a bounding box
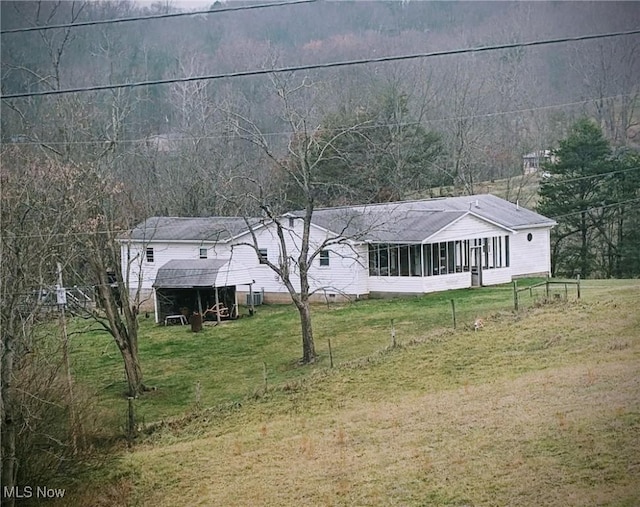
[424,173,542,208]
[69,279,549,424]
[56,279,640,506]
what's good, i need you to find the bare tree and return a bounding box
[226,76,372,364]
[1,151,82,504]
[435,57,491,195]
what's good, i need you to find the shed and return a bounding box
[152,259,254,324]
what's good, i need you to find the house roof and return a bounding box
[129,194,555,245]
[294,194,555,243]
[153,259,253,288]
[128,216,260,242]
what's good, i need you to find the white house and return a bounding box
[120,194,556,321]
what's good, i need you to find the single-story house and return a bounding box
[120,194,556,320]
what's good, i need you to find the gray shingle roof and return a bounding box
[128,194,555,245]
[295,194,555,243]
[128,216,260,242]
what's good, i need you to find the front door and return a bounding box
[471,245,482,287]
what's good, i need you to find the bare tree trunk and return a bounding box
[91,239,145,397]
[119,343,144,398]
[294,298,316,364]
[1,333,17,507]
[580,212,589,278]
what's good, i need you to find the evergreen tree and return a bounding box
[538,119,613,277]
[609,149,640,277]
[306,88,445,207]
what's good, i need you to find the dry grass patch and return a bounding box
[61,280,640,506]
[109,360,639,507]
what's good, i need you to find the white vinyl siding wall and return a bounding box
[224,222,368,298]
[428,213,508,242]
[121,241,232,290]
[509,227,552,277]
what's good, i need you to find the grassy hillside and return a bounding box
[426,173,542,209]
[61,279,638,506]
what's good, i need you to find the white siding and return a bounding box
[481,268,513,286]
[368,276,429,294]
[509,227,552,277]
[121,241,232,291]
[229,221,367,297]
[369,272,473,294]
[428,214,508,242]
[422,272,472,292]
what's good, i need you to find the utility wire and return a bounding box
[551,198,640,220]
[540,166,640,185]
[0,0,317,35]
[2,29,639,100]
[3,93,634,146]
[5,181,640,240]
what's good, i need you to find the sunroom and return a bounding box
[367,234,511,292]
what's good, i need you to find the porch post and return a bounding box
[153,288,159,324]
[214,286,221,324]
[234,287,239,318]
[197,290,203,315]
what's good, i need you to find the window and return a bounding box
[505,235,510,267]
[399,245,410,276]
[258,248,268,264]
[389,245,399,276]
[379,245,389,276]
[146,247,154,263]
[199,248,207,259]
[369,244,380,276]
[410,245,423,276]
[447,241,456,274]
[319,250,330,266]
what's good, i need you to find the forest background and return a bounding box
[1,2,639,499]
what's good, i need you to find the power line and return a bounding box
[2,29,639,100]
[541,166,640,185]
[551,198,640,220]
[0,0,317,35]
[3,93,634,146]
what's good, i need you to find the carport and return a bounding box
[152,259,254,324]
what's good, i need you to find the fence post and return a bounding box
[262,362,268,393]
[545,277,550,299]
[577,274,581,299]
[513,280,518,311]
[450,299,457,330]
[195,380,202,410]
[328,339,334,368]
[390,319,396,348]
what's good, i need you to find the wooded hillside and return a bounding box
[2,1,638,218]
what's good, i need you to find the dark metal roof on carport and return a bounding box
[152,259,253,288]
